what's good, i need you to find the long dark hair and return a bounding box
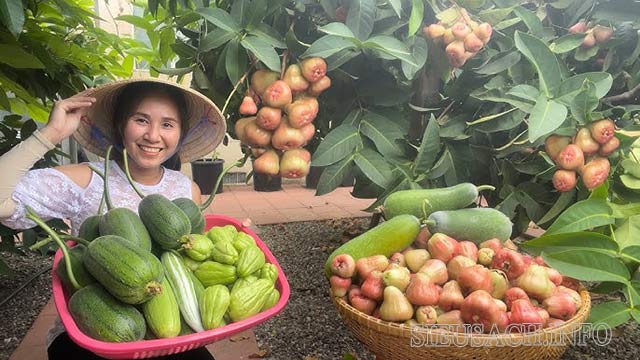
[111,82,189,170]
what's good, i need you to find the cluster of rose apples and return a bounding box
[422,8,492,68]
[329,230,582,333]
[568,21,614,48]
[235,57,330,178]
[546,119,619,192]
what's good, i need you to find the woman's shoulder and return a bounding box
[53,162,96,189]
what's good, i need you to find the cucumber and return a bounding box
[139,194,192,250]
[83,235,163,304]
[68,284,146,342]
[425,207,513,244]
[161,251,204,332]
[382,183,494,221]
[56,244,95,293]
[324,214,420,278]
[173,198,206,235]
[78,215,102,241]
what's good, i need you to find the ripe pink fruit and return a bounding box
[568,21,588,33]
[427,233,460,263]
[552,170,577,192]
[329,275,352,297]
[509,299,544,332]
[545,135,571,160]
[474,23,493,44]
[300,57,327,83]
[581,33,596,48]
[504,287,529,310]
[330,254,356,278]
[598,136,620,156]
[516,265,557,300]
[424,23,446,40]
[438,280,464,311]
[356,255,389,279]
[556,144,585,171]
[545,267,563,286]
[405,273,441,306]
[542,292,578,320]
[479,238,503,253]
[360,271,384,301]
[491,248,527,280]
[418,259,449,285]
[589,118,616,144]
[477,248,495,267]
[458,264,493,294]
[460,290,503,331]
[255,106,282,130]
[580,157,610,190]
[389,252,406,267]
[458,241,478,262]
[447,255,476,281]
[307,75,331,96]
[263,80,293,109]
[436,310,465,332]
[593,25,614,44]
[415,305,440,325]
[239,96,258,115]
[463,32,484,52]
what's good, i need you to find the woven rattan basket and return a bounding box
[332,287,591,360]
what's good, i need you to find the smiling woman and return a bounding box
[0,78,226,359]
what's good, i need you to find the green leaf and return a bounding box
[621,174,640,190]
[230,0,249,26]
[413,115,440,175]
[478,7,515,24]
[388,0,402,18]
[555,72,613,106]
[317,154,356,196]
[570,80,599,124]
[545,198,613,235]
[359,112,405,158]
[471,88,535,112]
[402,36,428,80]
[198,7,241,33]
[115,15,154,32]
[0,86,10,111]
[514,31,562,97]
[522,231,618,256]
[507,85,540,103]
[0,45,45,69]
[363,36,417,66]
[312,124,361,167]
[153,66,194,76]
[250,23,286,49]
[610,203,640,218]
[588,301,631,329]
[475,51,521,75]
[550,33,586,54]
[542,250,630,283]
[303,35,357,59]
[621,159,640,178]
[615,215,640,249]
[408,0,424,36]
[319,22,357,39]
[527,94,568,143]
[346,0,377,41]
[326,48,361,70]
[225,39,247,85]
[200,28,236,52]
[513,6,544,38]
[466,108,518,126]
[0,0,24,37]
[621,246,640,265]
[240,35,280,71]
[426,147,454,180]
[354,147,392,187]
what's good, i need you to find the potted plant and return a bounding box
[191,152,225,195]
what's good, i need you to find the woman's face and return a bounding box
[122,94,181,170]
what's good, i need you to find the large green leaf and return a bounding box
[555,72,613,106]
[550,33,586,54]
[471,88,535,112]
[0,45,45,69]
[388,0,402,18]
[116,15,154,32]
[312,124,361,167]
[230,0,250,26]
[478,7,515,24]
[413,115,440,176]
[588,301,631,329]
[362,36,417,66]
[536,190,575,225]
[570,80,599,124]
[402,36,428,80]
[319,22,357,39]
[545,198,613,235]
[199,28,236,52]
[240,35,280,71]
[198,7,241,32]
[475,51,521,75]
[0,0,24,37]
[615,215,640,249]
[541,250,630,283]
[346,0,377,41]
[408,0,424,36]
[522,232,618,256]
[251,23,286,49]
[527,94,568,143]
[359,112,405,158]
[610,203,640,218]
[354,147,392,187]
[316,154,356,196]
[426,147,454,180]
[621,246,640,265]
[513,6,544,38]
[225,39,247,85]
[303,35,358,58]
[514,31,562,97]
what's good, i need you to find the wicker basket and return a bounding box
[332,287,591,360]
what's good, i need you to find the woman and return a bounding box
[0,78,226,359]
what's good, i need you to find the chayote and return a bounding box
[228,278,273,322]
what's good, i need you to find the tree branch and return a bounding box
[602,84,640,105]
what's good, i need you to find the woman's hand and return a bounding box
[40,96,96,144]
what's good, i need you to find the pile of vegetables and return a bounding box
[33,146,280,343]
[326,183,583,333]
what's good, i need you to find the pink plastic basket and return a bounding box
[51,214,290,359]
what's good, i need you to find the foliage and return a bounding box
[0,0,170,275]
